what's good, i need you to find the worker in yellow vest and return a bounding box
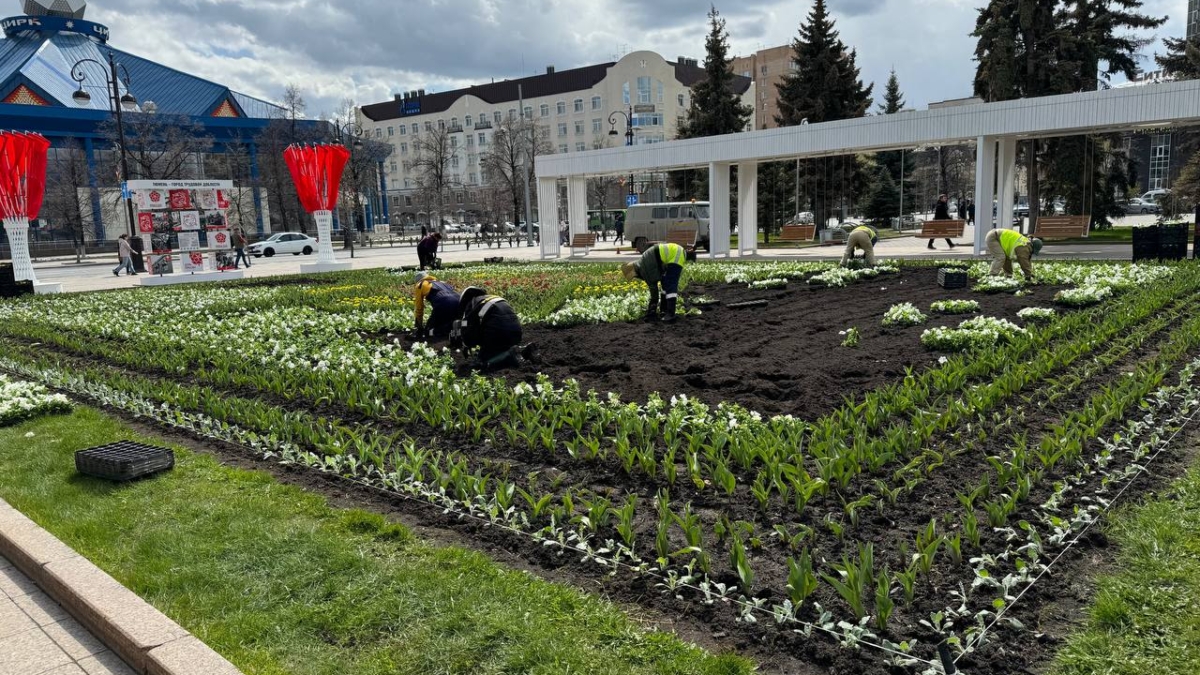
[841,225,878,267]
[985,229,1043,281]
[622,242,695,323]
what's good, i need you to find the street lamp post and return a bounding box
[608,106,636,211]
[71,52,140,252]
[335,121,364,258]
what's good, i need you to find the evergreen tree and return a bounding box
[864,165,900,225]
[673,5,752,201]
[1158,35,1200,79]
[774,0,873,231]
[875,70,915,218]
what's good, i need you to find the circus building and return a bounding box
[0,0,319,245]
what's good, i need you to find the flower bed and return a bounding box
[1017,307,1056,323]
[930,299,981,315]
[0,374,71,427]
[920,316,1028,352]
[882,302,927,327]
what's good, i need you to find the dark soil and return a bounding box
[508,268,1064,420]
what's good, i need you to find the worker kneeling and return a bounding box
[985,229,1043,281]
[622,242,696,324]
[451,287,532,371]
[412,271,460,340]
[841,225,878,267]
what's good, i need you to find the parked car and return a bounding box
[1141,189,1171,204]
[1121,198,1161,215]
[247,232,317,258]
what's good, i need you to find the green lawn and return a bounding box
[1051,457,1200,674]
[0,408,752,675]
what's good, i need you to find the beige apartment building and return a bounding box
[358,50,754,225]
[731,44,793,130]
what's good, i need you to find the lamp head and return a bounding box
[72,88,91,106]
[119,92,138,111]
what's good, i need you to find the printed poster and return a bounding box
[148,254,173,275]
[181,251,206,273]
[137,212,155,234]
[178,211,201,231]
[208,229,232,250]
[137,189,167,210]
[197,190,218,210]
[177,232,200,251]
[169,189,193,210]
[216,190,231,210]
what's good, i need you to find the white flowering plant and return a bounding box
[920,316,1028,352]
[973,276,1023,293]
[1017,307,1057,323]
[0,374,71,427]
[840,327,861,348]
[749,278,789,290]
[882,303,928,327]
[930,299,980,315]
[1054,286,1114,307]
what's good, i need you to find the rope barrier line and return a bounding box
[954,397,1200,664]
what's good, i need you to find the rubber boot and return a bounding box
[484,348,519,372]
[661,297,678,323]
[520,343,539,363]
[644,299,659,323]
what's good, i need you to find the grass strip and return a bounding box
[0,408,752,675]
[1050,454,1200,675]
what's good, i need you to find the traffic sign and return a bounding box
[626,194,639,207]
[121,182,130,200]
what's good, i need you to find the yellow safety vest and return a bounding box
[657,242,686,267]
[853,226,874,236]
[998,229,1030,259]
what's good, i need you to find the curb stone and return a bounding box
[0,497,244,675]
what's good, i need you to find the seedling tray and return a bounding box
[938,269,969,289]
[75,442,174,482]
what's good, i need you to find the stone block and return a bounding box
[146,635,243,675]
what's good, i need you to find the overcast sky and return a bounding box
[82,0,1190,118]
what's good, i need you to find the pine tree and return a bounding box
[678,6,752,139]
[864,165,900,225]
[673,5,752,201]
[876,70,915,218]
[1158,36,1200,79]
[774,0,873,231]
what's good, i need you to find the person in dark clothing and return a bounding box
[957,197,968,221]
[929,194,956,250]
[420,224,428,238]
[233,229,251,269]
[615,212,626,244]
[413,271,461,339]
[967,200,976,225]
[417,232,441,269]
[622,242,695,323]
[452,287,530,371]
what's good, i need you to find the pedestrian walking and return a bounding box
[111,234,136,276]
[967,200,976,225]
[928,194,956,250]
[233,229,251,269]
[615,212,626,244]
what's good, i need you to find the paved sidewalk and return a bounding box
[0,554,133,675]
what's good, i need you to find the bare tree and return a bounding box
[587,136,621,237]
[42,141,92,261]
[480,115,553,229]
[99,113,213,182]
[412,125,458,230]
[206,136,259,233]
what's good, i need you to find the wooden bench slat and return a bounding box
[666,229,697,247]
[916,220,966,238]
[569,233,597,256]
[1034,215,1089,239]
[778,224,816,242]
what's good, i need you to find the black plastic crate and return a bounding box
[938,269,969,289]
[75,442,174,482]
[0,263,13,285]
[1160,243,1188,261]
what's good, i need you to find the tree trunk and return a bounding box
[1028,139,1040,235]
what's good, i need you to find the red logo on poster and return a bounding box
[216,190,230,210]
[215,233,228,245]
[189,252,204,265]
[169,190,192,209]
[137,213,155,233]
[148,190,162,204]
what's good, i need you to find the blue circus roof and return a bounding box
[0,19,283,119]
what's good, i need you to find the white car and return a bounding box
[248,232,317,258]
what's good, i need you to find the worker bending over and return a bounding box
[985,229,1043,281]
[841,225,878,267]
[452,287,531,371]
[412,271,460,339]
[417,231,442,270]
[622,242,695,323]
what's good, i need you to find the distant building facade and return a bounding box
[730,45,792,130]
[358,50,754,226]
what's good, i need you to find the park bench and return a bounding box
[666,229,698,248]
[1034,215,1090,240]
[569,233,597,257]
[778,224,816,243]
[916,220,966,240]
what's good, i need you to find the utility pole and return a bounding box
[519,84,535,247]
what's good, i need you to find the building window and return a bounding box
[405,195,412,205]
[1150,133,1172,190]
[465,115,472,127]
[678,93,685,107]
[389,161,397,173]
[633,113,663,127]
[451,156,459,168]
[375,128,382,138]
[761,65,768,76]
[450,136,458,148]
[575,142,586,152]
[593,118,602,133]
[424,121,432,132]
[507,108,516,119]
[557,101,566,115]
[559,144,568,154]
[399,124,406,135]
[457,192,465,204]
[657,82,664,104]
[573,98,584,112]
[494,111,502,123]
[469,172,477,185]
[623,82,630,105]
[540,103,550,117]
[572,121,583,135]
[478,132,488,145]
[451,118,459,129]
[466,135,474,147]
[741,70,751,78]
[637,77,652,104]
[400,142,408,154]
[387,126,394,137]
[591,95,602,110]
[524,106,533,119]
[558,123,568,136]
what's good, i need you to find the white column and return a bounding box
[567,176,588,242]
[708,162,731,258]
[313,210,336,264]
[996,137,1018,234]
[974,137,997,256]
[537,177,561,259]
[3,218,37,283]
[737,163,758,257]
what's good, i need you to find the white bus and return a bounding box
[624,201,710,252]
